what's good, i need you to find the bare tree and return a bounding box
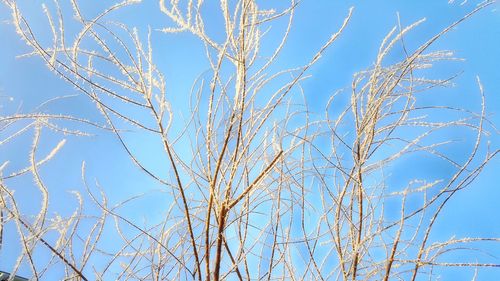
[0,0,498,280]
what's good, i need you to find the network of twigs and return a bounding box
[0,0,498,280]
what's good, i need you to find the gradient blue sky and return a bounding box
[1,1,499,280]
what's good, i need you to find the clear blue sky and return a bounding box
[0,1,499,280]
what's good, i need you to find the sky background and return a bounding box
[0,0,499,280]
